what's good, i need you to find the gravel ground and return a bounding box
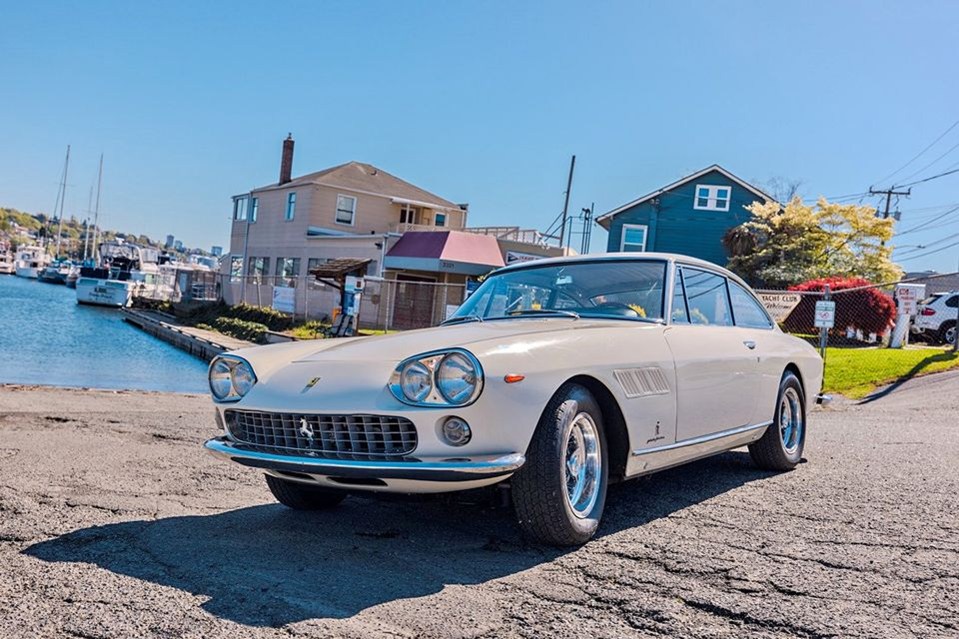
[0,375,956,638]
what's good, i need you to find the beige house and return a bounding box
[223,137,568,328]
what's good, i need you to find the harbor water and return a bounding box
[0,275,209,393]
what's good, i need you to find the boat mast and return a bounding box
[91,154,103,261]
[54,145,70,258]
[82,185,94,261]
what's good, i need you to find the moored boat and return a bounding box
[14,245,50,279]
[38,259,75,285]
[76,241,164,307]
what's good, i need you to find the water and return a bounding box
[0,275,209,393]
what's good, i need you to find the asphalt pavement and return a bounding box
[0,374,956,638]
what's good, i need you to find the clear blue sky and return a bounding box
[2,1,958,272]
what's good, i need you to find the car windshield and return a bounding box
[450,259,667,323]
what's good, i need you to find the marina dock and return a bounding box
[120,308,253,361]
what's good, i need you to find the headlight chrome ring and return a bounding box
[389,349,484,407]
[208,355,257,402]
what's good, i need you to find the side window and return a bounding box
[728,281,774,329]
[682,268,733,326]
[947,295,958,308]
[671,268,689,323]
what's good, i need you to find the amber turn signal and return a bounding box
[503,374,525,384]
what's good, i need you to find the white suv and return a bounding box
[914,291,958,345]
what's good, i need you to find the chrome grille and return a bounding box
[224,410,417,458]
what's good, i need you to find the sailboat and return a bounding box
[38,145,73,284]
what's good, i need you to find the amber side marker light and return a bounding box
[504,374,526,384]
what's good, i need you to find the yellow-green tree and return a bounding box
[723,197,901,288]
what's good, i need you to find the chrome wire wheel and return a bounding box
[779,386,803,454]
[563,412,602,518]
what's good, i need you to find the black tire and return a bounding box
[512,383,609,546]
[748,371,806,471]
[265,474,347,510]
[938,321,957,346]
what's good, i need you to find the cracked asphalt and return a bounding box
[0,373,957,638]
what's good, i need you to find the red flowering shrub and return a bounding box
[783,277,897,337]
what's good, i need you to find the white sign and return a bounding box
[506,250,541,264]
[345,275,365,294]
[757,292,802,322]
[895,283,925,315]
[272,286,295,314]
[814,300,836,328]
[445,304,460,320]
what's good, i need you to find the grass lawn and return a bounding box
[823,345,959,399]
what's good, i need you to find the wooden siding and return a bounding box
[604,169,765,265]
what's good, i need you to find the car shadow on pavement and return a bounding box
[24,451,773,627]
[857,351,958,405]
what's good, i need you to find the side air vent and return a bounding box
[613,367,670,398]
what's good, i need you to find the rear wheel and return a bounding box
[265,474,347,510]
[939,321,957,346]
[512,383,608,546]
[748,371,806,471]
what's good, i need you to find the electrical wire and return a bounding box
[896,239,959,262]
[894,204,959,236]
[895,166,959,189]
[894,231,959,255]
[872,118,959,187]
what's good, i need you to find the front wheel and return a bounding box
[512,383,608,546]
[748,371,806,471]
[265,474,347,510]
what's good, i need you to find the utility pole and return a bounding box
[869,186,911,220]
[580,204,593,254]
[559,155,576,250]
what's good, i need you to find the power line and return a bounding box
[896,239,959,262]
[894,204,959,236]
[895,166,959,189]
[894,231,959,255]
[872,118,959,187]
[893,139,959,185]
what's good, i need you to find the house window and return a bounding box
[620,224,647,252]
[693,185,732,212]
[247,256,270,282]
[400,204,418,225]
[285,192,296,221]
[275,257,301,286]
[435,212,447,227]
[229,256,243,281]
[336,194,356,225]
[232,197,247,221]
[250,197,258,223]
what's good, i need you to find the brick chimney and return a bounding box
[279,133,294,184]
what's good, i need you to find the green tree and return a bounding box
[724,197,901,288]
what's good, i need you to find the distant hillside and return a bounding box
[0,207,208,257]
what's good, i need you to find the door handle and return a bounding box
[743,340,757,350]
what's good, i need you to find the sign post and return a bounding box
[814,286,834,362]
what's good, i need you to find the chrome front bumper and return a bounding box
[204,437,525,482]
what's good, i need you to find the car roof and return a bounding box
[494,252,755,290]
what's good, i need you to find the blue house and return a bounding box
[595,165,776,265]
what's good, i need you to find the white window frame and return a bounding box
[620,224,648,252]
[285,192,296,221]
[335,194,356,226]
[434,212,447,227]
[693,184,732,212]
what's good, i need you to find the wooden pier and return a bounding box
[120,308,253,362]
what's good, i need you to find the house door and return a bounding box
[392,275,435,329]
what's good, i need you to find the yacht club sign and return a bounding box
[756,291,802,323]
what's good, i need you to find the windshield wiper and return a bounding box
[441,314,484,326]
[507,309,580,319]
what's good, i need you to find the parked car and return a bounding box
[204,254,826,546]
[913,291,958,345]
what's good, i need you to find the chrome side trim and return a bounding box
[204,437,524,482]
[631,421,772,457]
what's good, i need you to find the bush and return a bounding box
[784,277,897,338]
[201,317,270,344]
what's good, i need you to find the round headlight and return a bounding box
[436,352,478,404]
[400,360,432,402]
[231,360,256,398]
[209,358,233,400]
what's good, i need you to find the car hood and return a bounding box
[232,318,646,377]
